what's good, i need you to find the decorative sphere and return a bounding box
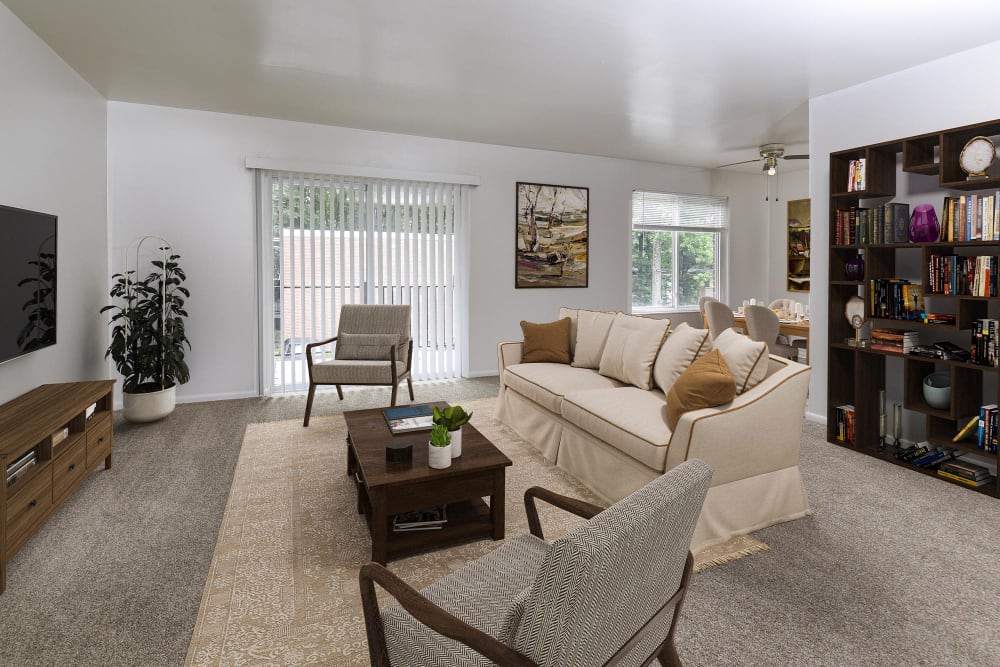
[909,204,940,243]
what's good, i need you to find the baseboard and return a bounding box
[805,410,826,425]
[113,389,259,411]
[464,370,500,378]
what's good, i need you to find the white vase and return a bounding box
[122,385,176,423]
[450,428,462,458]
[428,443,452,469]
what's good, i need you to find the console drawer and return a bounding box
[53,437,88,502]
[86,418,112,468]
[7,468,52,548]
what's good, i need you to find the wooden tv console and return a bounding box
[0,380,114,594]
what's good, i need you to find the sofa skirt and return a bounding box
[496,385,563,462]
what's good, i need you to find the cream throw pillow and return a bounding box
[597,314,671,389]
[712,328,769,394]
[571,310,617,369]
[558,307,579,357]
[652,322,712,394]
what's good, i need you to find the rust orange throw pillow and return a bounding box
[521,317,572,364]
[665,349,736,430]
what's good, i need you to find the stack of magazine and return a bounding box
[384,405,434,434]
[393,506,448,532]
[6,449,37,487]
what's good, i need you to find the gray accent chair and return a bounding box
[303,304,413,426]
[744,304,799,360]
[697,295,719,315]
[359,459,713,667]
[703,300,735,339]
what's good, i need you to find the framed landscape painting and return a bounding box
[515,182,589,288]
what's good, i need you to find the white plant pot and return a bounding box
[122,385,176,423]
[450,428,462,458]
[428,443,452,469]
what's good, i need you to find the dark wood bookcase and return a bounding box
[828,118,1000,497]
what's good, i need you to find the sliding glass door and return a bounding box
[257,171,467,393]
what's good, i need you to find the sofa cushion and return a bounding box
[520,317,572,364]
[652,322,713,394]
[561,387,672,471]
[571,310,617,369]
[598,314,670,389]
[504,363,625,414]
[665,349,736,430]
[712,328,768,394]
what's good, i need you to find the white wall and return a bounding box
[0,5,108,405]
[109,102,776,401]
[808,39,1000,420]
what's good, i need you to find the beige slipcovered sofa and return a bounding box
[496,308,812,552]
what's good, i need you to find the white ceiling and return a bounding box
[7,1,1000,170]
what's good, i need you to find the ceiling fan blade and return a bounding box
[716,158,762,168]
[782,154,809,160]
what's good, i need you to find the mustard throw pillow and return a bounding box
[521,318,572,363]
[665,349,736,430]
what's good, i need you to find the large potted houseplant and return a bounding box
[102,237,190,422]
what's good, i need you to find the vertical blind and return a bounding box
[257,170,468,393]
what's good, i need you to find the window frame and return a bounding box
[628,191,729,314]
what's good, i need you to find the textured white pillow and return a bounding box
[712,328,769,394]
[597,314,671,389]
[652,322,712,394]
[558,307,579,358]
[570,310,617,369]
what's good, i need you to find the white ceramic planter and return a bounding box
[428,443,452,469]
[122,385,176,423]
[450,428,463,458]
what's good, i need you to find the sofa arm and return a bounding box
[498,341,523,370]
[665,358,812,486]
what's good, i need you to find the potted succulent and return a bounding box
[101,237,190,422]
[433,405,473,458]
[428,424,452,469]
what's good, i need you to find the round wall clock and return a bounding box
[959,135,996,179]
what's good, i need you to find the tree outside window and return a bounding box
[631,192,727,311]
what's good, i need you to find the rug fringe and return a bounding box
[693,542,769,573]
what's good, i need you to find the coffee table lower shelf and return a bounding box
[360,498,494,560]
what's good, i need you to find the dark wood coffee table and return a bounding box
[343,402,512,565]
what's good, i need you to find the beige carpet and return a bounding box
[185,398,767,666]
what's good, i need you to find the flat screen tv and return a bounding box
[0,205,57,364]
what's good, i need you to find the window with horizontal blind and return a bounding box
[631,191,728,312]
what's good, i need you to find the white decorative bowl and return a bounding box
[922,372,951,410]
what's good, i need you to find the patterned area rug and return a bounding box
[185,398,767,666]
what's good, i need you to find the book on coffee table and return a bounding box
[393,505,448,531]
[384,405,434,434]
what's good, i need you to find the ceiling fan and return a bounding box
[717,143,809,175]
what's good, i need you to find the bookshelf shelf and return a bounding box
[828,118,1000,499]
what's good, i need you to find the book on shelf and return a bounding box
[927,254,996,297]
[919,313,956,326]
[393,505,448,531]
[970,319,999,367]
[834,405,855,445]
[846,158,866,192]
[384,405,434,434]
[85,402,98,420]
[937,469,991,487]
[909,345,941,359]
[933,341,970,362]
[5,450,37,487]
[941,192,1000,242]
[953,415,980,442]
[977,404,998,453]
[939,459,992,479]
[868,279,923,321]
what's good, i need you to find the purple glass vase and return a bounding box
[844,254,865,281]
[909,204,940,243]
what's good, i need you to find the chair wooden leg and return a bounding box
[657,638,683,667]
[406,376,414,400]
[390,382,398,406]
[336,384,344,400]
[303,383,317,427]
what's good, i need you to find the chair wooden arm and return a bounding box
[359,563,538,667]
[524,486,605,540]
[304,336,337,368]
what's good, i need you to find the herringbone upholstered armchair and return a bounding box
[360,459,713,666]
[303,304,413,426]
